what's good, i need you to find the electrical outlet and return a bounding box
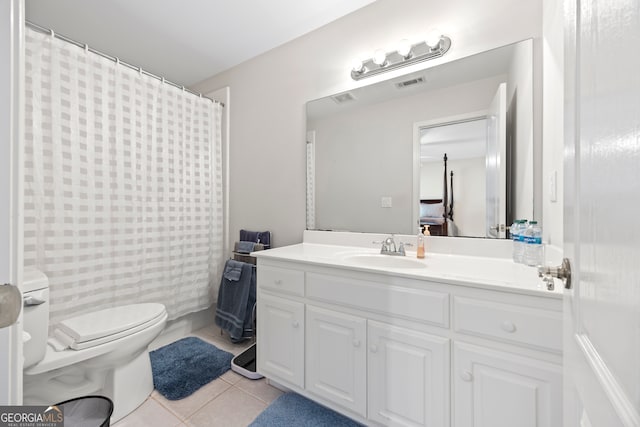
[381,196,392,208]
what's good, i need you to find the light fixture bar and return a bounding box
[351,36,452,81]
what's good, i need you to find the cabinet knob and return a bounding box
[292,320,299,328]
[501,320,517,333]
[370,345,378,353]
[460,371,473,382]
[274,279,283,285]
[352,339,361,348]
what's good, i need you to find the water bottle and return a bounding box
[510,220,519,262]
[523,221,543,266]
[511,220,527,264]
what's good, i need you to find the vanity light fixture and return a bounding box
[351,32,451,81]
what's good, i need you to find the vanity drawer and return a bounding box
[306,273,449,327]
[453,296,562,352]
[258,266,305,296]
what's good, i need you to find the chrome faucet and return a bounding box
[373,235,410,256]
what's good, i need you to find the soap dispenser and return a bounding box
[417,226,426,259]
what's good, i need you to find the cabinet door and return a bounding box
[257,293,305,388]
[306,305,367,417]
[453,342,562,427]
[368,320,450,427]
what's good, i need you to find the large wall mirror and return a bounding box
[306,39,534,238]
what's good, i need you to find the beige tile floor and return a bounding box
[113,327,284,427]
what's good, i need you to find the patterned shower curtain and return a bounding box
[23,28,224,328]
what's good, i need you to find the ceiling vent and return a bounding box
[331,92,356,104]
[395,76,426,89]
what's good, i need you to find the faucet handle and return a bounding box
[373,240,389,253]
[397,241,412,255]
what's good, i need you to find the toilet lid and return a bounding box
[55,303,167,345]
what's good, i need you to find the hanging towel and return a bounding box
[223,259,244,281]
[215,260,256,342]
[236,241,256,254]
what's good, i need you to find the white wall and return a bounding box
[192,0,543,247]
[309,75,502,234]
[542,0,564,248]
[507,40,536,224]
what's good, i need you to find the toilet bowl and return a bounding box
[22,269,168,422]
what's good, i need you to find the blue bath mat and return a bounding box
[250,393,363,426]
[149,336,233,400]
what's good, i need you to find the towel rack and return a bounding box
[228,229,271,380]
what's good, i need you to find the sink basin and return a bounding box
[344,254,426,269]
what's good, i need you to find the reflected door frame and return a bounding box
[412,110,487,235]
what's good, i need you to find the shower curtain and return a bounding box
[23,28,224,328]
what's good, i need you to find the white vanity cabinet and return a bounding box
[368,320,450,427]
[306,305,367,417]
[255,255,562,427]
[256,263,306,388]
[453,342,561,427]
[451,293,563,427]
[257,293,304,388]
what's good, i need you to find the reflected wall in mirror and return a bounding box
[306,39,534,238]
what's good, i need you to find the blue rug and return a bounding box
[250,393,363,426]
[149,336,233,400]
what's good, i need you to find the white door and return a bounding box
[256,293,305,388]
[485,83,507,238]
[306,305,366,417]
[563,0,640,426]
[368,320,449,427]
[0,0,23,406]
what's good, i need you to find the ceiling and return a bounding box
[420,119,487,163]
[25,0,377,87]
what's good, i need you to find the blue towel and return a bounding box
[240,229,271,248]
[236,241,256,254]
[215,260,256,342]
[223,259,244,281]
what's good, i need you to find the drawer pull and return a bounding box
[292,320,299,328]
[353,339,361,348]
[370,345,378,353]
[460,371,473,382]
[501,320,517,333]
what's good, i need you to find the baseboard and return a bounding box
[148,307,215,351]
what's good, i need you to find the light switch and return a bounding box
[381,196,392,208]
[549,171,557,203]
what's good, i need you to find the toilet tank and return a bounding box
[22,268,50,369]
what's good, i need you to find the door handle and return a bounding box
[0,283,22,328]
[538,258,572,289]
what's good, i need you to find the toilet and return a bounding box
[22,269,168,422]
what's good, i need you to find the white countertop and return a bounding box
[252,238,563,299]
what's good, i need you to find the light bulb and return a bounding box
[373,49,387,66]
[397,39,412,58]
[425,30,442,49]
[352,59,364,73]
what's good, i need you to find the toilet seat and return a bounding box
[53,303,167,350]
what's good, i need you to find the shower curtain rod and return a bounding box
[25,20,223,107]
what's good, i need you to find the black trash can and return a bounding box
[55,395,113,427]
